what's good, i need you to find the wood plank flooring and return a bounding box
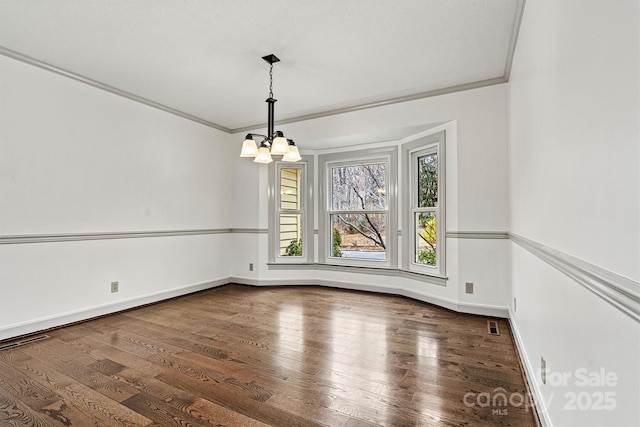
[0,284,539,426]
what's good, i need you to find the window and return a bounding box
[413,150,438,266]
[404,132,445,276]
[331,162,387,260]
[269,160,312,263]
[319,147,397,267]
[279,167,303,257]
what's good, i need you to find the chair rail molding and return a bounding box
[510,233,640,322]
[0,228,232,245]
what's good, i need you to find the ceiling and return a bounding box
[0,0,524,147]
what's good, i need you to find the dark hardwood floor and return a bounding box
[0,284,539,426]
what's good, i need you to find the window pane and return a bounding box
[331,164,386,210]
[415,212,436,266]
[280,168,300,210]
[417,153,437,208]
[331,213,386,260]
[280,214,302,256]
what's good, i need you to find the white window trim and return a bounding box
[268,158,314,263]
[318,147,398,269]
[402,131,446,277]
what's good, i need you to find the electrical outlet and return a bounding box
[249,263,254,271]
[541,356,547,384]
[111,281,119,293]
[513,297,517,312]
[465,282,474,294]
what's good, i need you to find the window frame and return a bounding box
[268,158,313,264]
[319,147,398,268]
[403,131,446,277]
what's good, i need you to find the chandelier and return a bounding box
[239,54,301,163]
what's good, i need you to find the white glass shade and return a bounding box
[282,145,301,162]
[254,146,273,163]
[240,138,258,157]
[270,136,289,155]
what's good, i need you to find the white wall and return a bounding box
[231,84,511,315]
[7,4,637,424]
[509,1,639,426]
[0,55,234,339]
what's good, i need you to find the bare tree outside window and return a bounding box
[330,163,387,259]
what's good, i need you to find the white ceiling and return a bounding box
[0,0,524,147]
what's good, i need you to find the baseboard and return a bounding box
[230,276,509,318]
[0,277,230,341]
[1,275,510,341]
[509,310,551,427]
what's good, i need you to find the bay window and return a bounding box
[268,131,445,281]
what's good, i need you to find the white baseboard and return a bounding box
[230,276,509,318]
[0,277,229,341]
[509,310,551,427]
[1,276,509,341]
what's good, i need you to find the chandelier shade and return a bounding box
[254,145,273,164]
[270,131,289,155]
[282,140,301,162]
[240,136,259,157]
[240,54,300,163]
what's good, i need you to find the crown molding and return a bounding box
[504,0,527,80]
[231,76,508,134]
[1,44,514,135]
[0,46,230,133]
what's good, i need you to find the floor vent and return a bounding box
[0,335,50,351]
[487,320,500,336]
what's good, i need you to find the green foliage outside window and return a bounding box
[284,238,303,256]
[418,215,436,266]
[332,226,343,257]
[418,154,438,208]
